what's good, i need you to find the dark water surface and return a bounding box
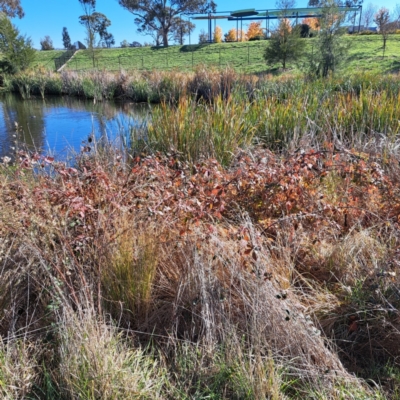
[0,93,150,161]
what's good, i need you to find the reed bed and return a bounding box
[127,72,400,164]
[8,66,400,104]
[8,70,400,157]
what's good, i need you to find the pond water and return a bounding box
[0,93,150,161]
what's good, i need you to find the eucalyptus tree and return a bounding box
[78,0,111,50]
[119,0,215,47]
[78,0,113,65]
[0,0,24,18]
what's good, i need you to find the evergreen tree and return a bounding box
[0,14,34,74]
[264,19,304,69]
[62,27,71,49]
[307,0,348,77]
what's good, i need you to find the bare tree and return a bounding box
[199,29,208,44]
[362,3,377,29]
[394,4,400,23]
[274,0,296,38]
[374,7,391,57]
[276,0,296,12]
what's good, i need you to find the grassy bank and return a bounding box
[1,74,400,398]
[32,49,64,71]
[33,34,400,74]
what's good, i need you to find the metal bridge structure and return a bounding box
[185,6,362,44]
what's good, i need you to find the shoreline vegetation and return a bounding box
[1,68,400,398]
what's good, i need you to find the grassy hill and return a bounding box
[33,35,400,75]
[32,49,64,71]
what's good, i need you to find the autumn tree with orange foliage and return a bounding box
[302,17,320,30]
[246,21,264,40]
[224,28,246,42]
[280,18,292,33]
[213,25,223,43]
[224,28,236,42]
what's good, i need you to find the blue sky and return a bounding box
[11,0,399,49]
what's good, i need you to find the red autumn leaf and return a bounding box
[244,247,253,255]
[348,321,358,333]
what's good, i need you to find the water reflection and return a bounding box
[0,94,150,160]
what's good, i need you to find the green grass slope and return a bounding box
[32,49,65,70]
[32,34,400,75]
[63,41,267,74]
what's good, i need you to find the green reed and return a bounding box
[139,94,257,165]
[132,73,400,162]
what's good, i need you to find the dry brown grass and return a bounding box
[56,308,166,399]
[0,337,41,399]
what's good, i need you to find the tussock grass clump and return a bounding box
[57,309,166,399]
[0,338,41,399]
[101,222,159,323]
